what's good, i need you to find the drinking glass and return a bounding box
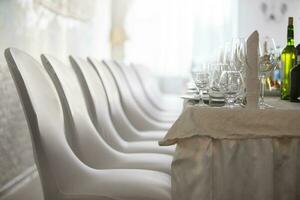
[192,66,210,106]
[219,71,244,108]
[223,42,233,66]
[229,38,247,73]
[231,38,240,66]
[216,46,225,64]
[233,38,247,104]
[238,39,247,62]
[237,38,247,76]
[209,64,227,106]
[259,37,277,109]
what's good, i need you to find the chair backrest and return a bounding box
[69,56,129,147]
[100,59,164,130]
[87,59,125,118]
[87,58,147,133]
[115,61,162,118]
[4,48,86,200]
[103,60,141,115]
[41,55,120,169]
[132,64,166,111]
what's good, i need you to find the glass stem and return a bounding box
[199,90,203,105]
[260,74,265,104]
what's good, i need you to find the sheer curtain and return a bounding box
[192,0,239,65]
[124,0,238,76]
[0,0,111,64]
[124,0,193,76]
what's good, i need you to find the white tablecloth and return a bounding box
[160,98,300,200]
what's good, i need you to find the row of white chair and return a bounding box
[5,48,181,200]
[132,63,182,113]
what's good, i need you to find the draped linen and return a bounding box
[160,98,300,200]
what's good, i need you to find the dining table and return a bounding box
[159,31,300,200]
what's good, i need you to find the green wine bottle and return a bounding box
[281,17,296,100]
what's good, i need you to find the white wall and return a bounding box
[0,1,111,199]
[238,0,300,48]
[0,0,111,65]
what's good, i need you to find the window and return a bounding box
[124,0,238,76]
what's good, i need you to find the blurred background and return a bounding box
[0,0,300,199]
[1,0,300,77]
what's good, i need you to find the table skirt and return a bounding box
[172,136,300,200]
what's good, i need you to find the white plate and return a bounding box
[186,90,198,95]
[180,95,199,100]
[187,87,197,90]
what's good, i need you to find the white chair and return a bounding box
[103,60,174,128]
[68,56,174,155]
[70,57,168,141]
[115,61,179,122]
[85,58,170,142]
[5,48,171,200]
[41,54,172,173]
[88,58,171,131]
[132,64,183,113]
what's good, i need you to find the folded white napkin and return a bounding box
[246,31,260,109]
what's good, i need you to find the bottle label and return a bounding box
[274,69,280,80]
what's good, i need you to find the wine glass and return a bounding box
[231,38,240,66]
[259,37,277,109]
[219,71,244,108]
[216,46,225,64]
[237,38,247,77]
[223,42,233,66]
[233,38,247,105]
[230,38,247,73]
[239,39,247,61]
[209,63,227,106]
[192,64,210,106]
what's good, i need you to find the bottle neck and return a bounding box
[287,25,294,46]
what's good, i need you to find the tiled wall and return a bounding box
[0,63,34,189]
[0,0,111,192]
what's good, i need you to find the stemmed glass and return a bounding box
[209,64,228,106]
[223,38,247,71]
[232,38,247,104]
[192,64,210,106]
[237,38,247,76]
[259,37,277,109]
[230,38,240,67]
[219,71,244,108]
[210,64,224,90]
[223,42,233,66]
